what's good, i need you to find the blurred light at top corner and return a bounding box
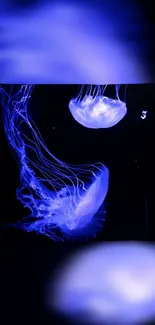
[0,0,152,83]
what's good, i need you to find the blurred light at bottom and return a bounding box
[46,242,155,324]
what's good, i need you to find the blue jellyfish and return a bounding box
[0,85,109,240]
[69,84,127,129]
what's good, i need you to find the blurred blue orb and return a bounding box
[50,242,155,324]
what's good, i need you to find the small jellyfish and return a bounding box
[69,84,127,129]
[0,85,109,241]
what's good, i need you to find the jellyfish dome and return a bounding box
[69,84,127,129]
[0,85,109,241]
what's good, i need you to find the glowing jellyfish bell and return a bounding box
[69,84,127,129]
[0,85,109,241]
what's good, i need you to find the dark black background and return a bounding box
[1,84,155,324]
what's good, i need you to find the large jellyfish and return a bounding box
[69,84,127,129]
[0,85,109,240]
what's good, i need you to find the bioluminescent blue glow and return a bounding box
[49,242,155,325]
[69,85,127,129]
[0,85,109,240]
[0,1,149,83]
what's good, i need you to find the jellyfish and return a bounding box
[69,84,127,129]
[0,85,109,240]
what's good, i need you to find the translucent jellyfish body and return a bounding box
[0,85,109,240]
[69,84,127,129]
[50,242,155,325]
